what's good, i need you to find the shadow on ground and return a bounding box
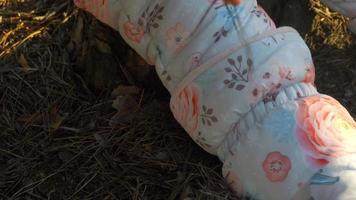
[0,0,355,199]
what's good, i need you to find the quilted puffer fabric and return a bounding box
[74,0,356,199]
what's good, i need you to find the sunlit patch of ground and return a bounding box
[0,0,355,199]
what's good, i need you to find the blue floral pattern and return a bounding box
[213,4,246,42]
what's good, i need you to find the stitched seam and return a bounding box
[168,27,298,103]
[217,82,318,161]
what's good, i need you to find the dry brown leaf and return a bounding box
[73,14,84,45]
[110,95,139,125]
[18,53,30,71]
[49,106,64,131]
[143,144,152,152]
[112,95,138,112]
[95,38,112,54]
[67,13,84,57]
[111,85,140,98]
[50,115,64,131]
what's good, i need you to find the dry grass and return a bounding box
[0,0,355,200]
[0,1,232,199]
[306,0,356,115]
[306,0,352,49]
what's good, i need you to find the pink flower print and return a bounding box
[170,84,201,136]
[278,66,293,81]
[123,21,145,44]
[252,88,259,97]
[296,95,356,168]
[262,151,292,182]
[225,171,244,195]
[165,23,189,51]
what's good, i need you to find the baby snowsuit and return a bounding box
[74,0,356,199]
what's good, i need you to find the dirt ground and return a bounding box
[0,0,355,199]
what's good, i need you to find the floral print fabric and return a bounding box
[170,84,201,135]
[75,0,356,199]
[221,83,356,199]
[296,95,356,168]
[262,151,292,182]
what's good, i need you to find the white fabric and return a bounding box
[74,0,356,199]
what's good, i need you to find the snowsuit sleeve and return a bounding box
[74,0,356,199]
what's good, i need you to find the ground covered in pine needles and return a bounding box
[0,0,355,199]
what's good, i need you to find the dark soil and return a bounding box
[0,0,355,199]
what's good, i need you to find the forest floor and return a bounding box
[0,0,355,199]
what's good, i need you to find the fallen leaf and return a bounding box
[111,85,140,98]
[112,95,138,112]
[110,95,139,125]
[95,38,112,54]
[18,53,30,71]
[49,105,64,131]
[143,144,152,152]
[50,115,64,131]
[71,14,84,49]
